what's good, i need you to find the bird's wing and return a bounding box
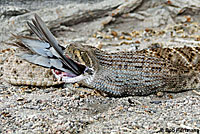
[13,14,87,75]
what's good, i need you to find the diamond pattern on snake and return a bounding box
[2,14,200,97]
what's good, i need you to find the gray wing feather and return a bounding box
[34,14,82,75]
[20,38,53,57]
[19,53,75,74]
[13,14,86,76]
[27,21,48,42]
[19,54,51,68]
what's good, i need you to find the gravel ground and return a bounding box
[0,85,199,133]
[0,0,200,133]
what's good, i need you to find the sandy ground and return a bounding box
[0,0,200,133]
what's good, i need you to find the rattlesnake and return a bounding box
[1,14,200,97]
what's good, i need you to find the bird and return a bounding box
[2,14,200,97]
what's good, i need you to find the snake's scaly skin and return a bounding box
[2,44,200,96]
[2,22,200,96]
[2,50,63,86]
